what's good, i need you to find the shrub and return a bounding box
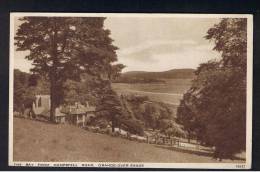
[120,119,144,136]
[91,118,109,129]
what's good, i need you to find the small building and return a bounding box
[61,102,96,127]
[32,95,95,125]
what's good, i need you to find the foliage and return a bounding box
[14,69,51,112]
[113,76,165,84]
[62,75,97,106]
[91,118,110,129]
[14,69,32,111]
[92,86,179,136]
[176,91,199,141]
[142,101,175,131]
[15,17,120,122]
[120,118,145,136]
[94,79,125,132]
[176,18,247,159]
[142,102,161,130]
[119,94,182,136]
[113,69,195,83]
[161,119,186,138]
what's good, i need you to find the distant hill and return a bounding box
[113,68,195,83]
[123,69,195,79]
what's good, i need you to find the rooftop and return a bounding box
[61,104,96,115]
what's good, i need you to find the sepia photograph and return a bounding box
[9,13,253,169]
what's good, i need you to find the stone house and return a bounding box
[32,95,95,126]
[61,102,96,127]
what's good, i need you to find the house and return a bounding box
[32,95,95,125]
[61,102,96,127]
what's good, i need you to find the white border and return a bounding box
[9,13,253,169]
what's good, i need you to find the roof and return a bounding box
[86,106,96,112]
[60,104,96,115]
[35,95,50,98]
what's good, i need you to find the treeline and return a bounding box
[176,18,247,159]
[92,90,184,137]
[121,69,195,79]
[14,69,182,138]
[119,94,185,137]
[113,69,195,83]
[113,77,166,84]
[14,69,96,112]
[14,69,49,112]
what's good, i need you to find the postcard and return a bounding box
[9,13,253,169]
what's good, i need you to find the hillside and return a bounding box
[113,68,195,84]
[13,118,244,163]
[123,68,195,79]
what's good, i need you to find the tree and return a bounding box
[120,118,145,136]
[143,103,159,130]
[94,79,124,132]
[160,119,186,138]
[177,18,247,159]
[62,75,98,106]
[13,69,41,113]
[176,91,199,143]
[15,17,119,122]
[14,69,28,112]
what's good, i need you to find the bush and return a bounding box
[120,119,144,136]
[91,118,109,129]
[110,131,120,137]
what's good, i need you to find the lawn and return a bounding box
[13,118,244,163]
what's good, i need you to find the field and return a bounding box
[13,118,244,163]
[112,79,192,105]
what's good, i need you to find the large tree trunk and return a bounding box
[49,19,58,123]
[50,75,56,122]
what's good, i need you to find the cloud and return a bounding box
[117,39,199,64]
[119,39,197,55]
[118,40,221,72]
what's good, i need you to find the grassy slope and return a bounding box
[13,118,243,163]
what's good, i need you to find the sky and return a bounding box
[13,16,221,73]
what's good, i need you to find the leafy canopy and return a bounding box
[177,18,247,159]
[15,17,122,121]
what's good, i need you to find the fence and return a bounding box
[146,135,181,146]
